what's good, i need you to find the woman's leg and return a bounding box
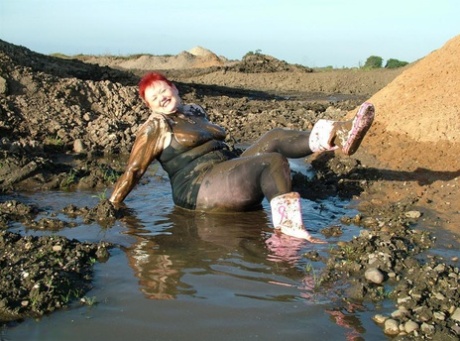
[242,102,375,158]
[241,128,313,158]
[196,153,324,242]
[196,152,291,212]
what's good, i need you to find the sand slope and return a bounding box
[368,35,460,143]
[355,35,460,173]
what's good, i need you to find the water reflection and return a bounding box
[119,206,317,300]
[4,188,384,339]
[325,301,367,341]
[114,204,372,338]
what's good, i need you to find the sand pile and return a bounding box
[356,35,460,172]
[82,46,225,70]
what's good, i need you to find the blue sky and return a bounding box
[1,0,459,67]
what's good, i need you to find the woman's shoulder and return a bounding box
[182,104,207,117]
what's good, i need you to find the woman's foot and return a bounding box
[309,102,375,155]
[333,102,375,155]
[270,192,325,243]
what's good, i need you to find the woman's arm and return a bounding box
[109,116,171,204]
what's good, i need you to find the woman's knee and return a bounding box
[261,128,287,141]
[262,152,290,172]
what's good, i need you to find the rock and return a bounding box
[383,318,400,335]
[397,296,411,304]
[451,324,460,335]
[451,307,460,322]
[52,245,62,252]
[404,320,419,333]
[434,263,446,272]
[434,292,446,300]
[404,210,422,219]
[387,271,396,279]
[365,268,384,284]
[73,139,85,153]
[0,75,7,94]
[372,314,387,324]
[391,306,409,319]
[420,322,434,335]
[433,311,445,320]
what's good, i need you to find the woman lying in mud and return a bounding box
[109,72,375,242]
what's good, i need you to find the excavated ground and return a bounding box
[1,38,459,339]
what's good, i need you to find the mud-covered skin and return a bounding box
[108,103,230,205]
[109,101,313,211]
[157,106,238,209]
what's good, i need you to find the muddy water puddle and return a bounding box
[1,166,428,341]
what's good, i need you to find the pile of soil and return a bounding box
[224,52,313,73]
[77,46,226,70]
[347,35,460,235]
[1,35,459,338]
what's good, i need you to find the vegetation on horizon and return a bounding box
[362,55,409,70]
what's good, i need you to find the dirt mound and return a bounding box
[226,52,313,73]
[0,39,136,85]
[188,46,221,58]
[0,39,151,159]
[79,46,225,71]
[345,35,460,235]
[368,35,460,144]
[355,35,460,172]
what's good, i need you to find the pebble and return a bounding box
[391,306,409,319]
[405,210,422,219]
[452,324,460,335]
[420,322,434,335]
[383,319,400,335]
[0,76,7,94]
[434,292,445,300]
[372,314,387,324]
[73,139,85,153]
[404,320,419,333]
[451,307,460,322]
[365,268,384,284]
[52,245,62,252]
[433,311,445,320]
[397,296,411,304]
[434,263,445,272]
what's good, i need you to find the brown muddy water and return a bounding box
[1,161,442,341]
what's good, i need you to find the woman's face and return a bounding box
[144,81,181,114]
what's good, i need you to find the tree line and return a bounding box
[363,55,409,69]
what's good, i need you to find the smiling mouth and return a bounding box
[161,99,170,107]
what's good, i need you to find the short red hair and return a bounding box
[138,72,174,101]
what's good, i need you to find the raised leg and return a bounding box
[243,102,375,158]
[241,128,313,158]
